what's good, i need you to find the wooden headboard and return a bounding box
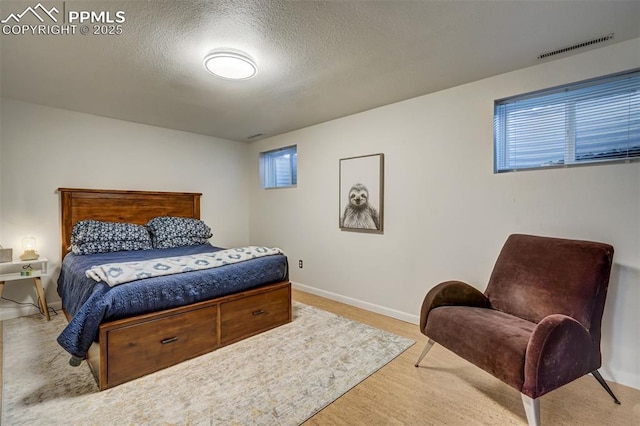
[58,188,202,259]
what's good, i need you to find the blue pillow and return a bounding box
[72,240,153,255]
[71,220,152,255]
[146,216,212,249]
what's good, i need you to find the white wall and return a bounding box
[0,105,3,243]
[248,38,640,389]
[0,99,250,319]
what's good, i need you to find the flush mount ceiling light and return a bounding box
[203,50,257,80]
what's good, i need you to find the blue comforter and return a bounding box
[57,244,288,358]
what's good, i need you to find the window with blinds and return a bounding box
[260,145,297,188]
[494,69,640,173]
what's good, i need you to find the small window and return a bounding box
[260,145,297,188]
[494,69,640,173]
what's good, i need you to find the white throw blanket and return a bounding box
[86,246,284,287]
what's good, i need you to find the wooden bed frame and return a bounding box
[58,188,291,390]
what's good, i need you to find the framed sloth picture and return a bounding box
[339,153,384,233]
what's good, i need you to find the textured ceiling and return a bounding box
[1,0,639,142]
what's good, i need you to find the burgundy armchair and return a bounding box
[415,234,620,425]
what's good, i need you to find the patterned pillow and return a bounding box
[71,220,152,255]
[152,236,211,249]
[72,240,153,255]
[146,216,212,249]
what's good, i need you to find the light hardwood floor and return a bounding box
[1,290,639,425]
[293,289,640,425]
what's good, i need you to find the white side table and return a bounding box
[0,257,50,320]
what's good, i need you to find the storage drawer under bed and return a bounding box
[220,286,291,345]
[105,304,218,386]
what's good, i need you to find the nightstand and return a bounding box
[0,257,50,320]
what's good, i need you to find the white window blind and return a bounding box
[260,146,297,188]
[494,69,640,172]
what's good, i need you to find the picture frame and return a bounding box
[339,153,384,233]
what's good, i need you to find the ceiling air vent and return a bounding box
[247,133,264,140]
[537,33,614,59]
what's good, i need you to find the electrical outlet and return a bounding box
[298,260,303,268]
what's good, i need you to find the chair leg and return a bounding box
[591,370,621,404]
[521,394,540,426]
[414,339,435,367]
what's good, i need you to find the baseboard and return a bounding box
[0,300,63,321]
[600,368,640,392]
[292,282,420,325]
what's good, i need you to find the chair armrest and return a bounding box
[419,280,490,331]
[523,314,595,398]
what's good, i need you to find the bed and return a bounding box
[57,188,291,390]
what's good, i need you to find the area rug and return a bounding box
[2,302,414,425]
